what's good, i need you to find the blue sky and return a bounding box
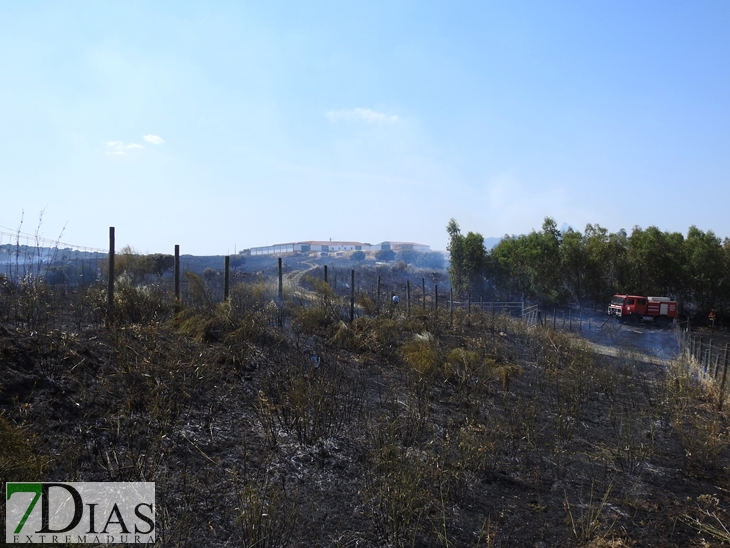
[2,1,729,254]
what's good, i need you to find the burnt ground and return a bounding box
[545,307,682,362]
[2,288,730,547]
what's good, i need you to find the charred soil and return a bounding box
[2,285,730,547]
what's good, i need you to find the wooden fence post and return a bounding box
[324,265,328,284]
[224,255,230,301]
[698,337,704,363]
[106,227,115,323]
[708,340,714,375]
[174,244,180,302]
[434,284,438,314]
[450,288,454,325]
[278,258,283,301]
[719,344,730,410]
[695,335,700,362]
[350,269,355,323]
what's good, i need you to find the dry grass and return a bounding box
[2,273,730,547]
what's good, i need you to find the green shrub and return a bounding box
[399,332,440,377]
[169,303,233,342]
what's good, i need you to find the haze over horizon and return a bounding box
[2,2,729,255]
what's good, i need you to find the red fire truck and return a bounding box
[607,295,678,326]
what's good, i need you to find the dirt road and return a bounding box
[561,308,681,365]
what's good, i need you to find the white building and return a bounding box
[245,240,430,256]
[369,241,431,252]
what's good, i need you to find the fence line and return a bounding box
[676,321,730,408]
[0,227,562,332]
[0,226,106,253]
[0,225,108,286]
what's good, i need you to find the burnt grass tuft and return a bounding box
[2,281,730,547]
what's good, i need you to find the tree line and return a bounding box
[447,217,730,317]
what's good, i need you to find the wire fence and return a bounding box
[0,225,106,285]
[0,226,554,333]
[676,322,730,400]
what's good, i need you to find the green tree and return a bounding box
[351,250,366,262]
[521,217,564,306]
[462,231,488,297]
[723,238,730,312]
[490,218,568,306]
[684,226,725,312]
[560,228,586,306]
[627,226,684,297]
[446,220,489,297]
[580,224,629,304]
[582,224,609,303]
[447,219,466,295]
[490,235,532,300]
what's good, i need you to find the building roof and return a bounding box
[384,241,428,245]
[296,241,369,246]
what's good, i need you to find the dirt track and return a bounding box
[550,308,681,366]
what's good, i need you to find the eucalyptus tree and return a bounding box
[446,219,488,298]
[582,224,611,304]
[490,235,530,301]
[684,226,726,312]
[527,217,565,306]
[462,231,488,297]
[560,227,587,306]
[447,219,466,295]
[627,226,685,298]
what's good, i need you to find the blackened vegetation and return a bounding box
[1,275,730,547]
